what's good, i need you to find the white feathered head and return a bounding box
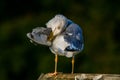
[46,14,68,36]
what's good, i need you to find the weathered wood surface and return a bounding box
[38,72,120,80]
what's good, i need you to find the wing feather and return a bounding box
[64,23,84,51]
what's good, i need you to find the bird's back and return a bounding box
[64,23,84,52]
[50,22,84,58]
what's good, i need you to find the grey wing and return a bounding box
[27,27,52,46]
[64,23,84,52]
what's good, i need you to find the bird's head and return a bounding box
[46,14,68,41]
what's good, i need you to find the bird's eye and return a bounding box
[57,26,61,29]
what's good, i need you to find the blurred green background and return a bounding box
[0,0,120,80]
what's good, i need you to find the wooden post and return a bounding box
[37,73,120,80]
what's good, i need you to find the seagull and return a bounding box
[27,14,84,75]
[46,15,84,75]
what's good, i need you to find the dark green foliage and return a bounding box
[0,0,120,80]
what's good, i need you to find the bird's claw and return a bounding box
[52,72,58,76]
[48,72,58,76]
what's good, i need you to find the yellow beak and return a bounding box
[47,31,54,41]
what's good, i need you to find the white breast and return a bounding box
[51,35,69,55]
